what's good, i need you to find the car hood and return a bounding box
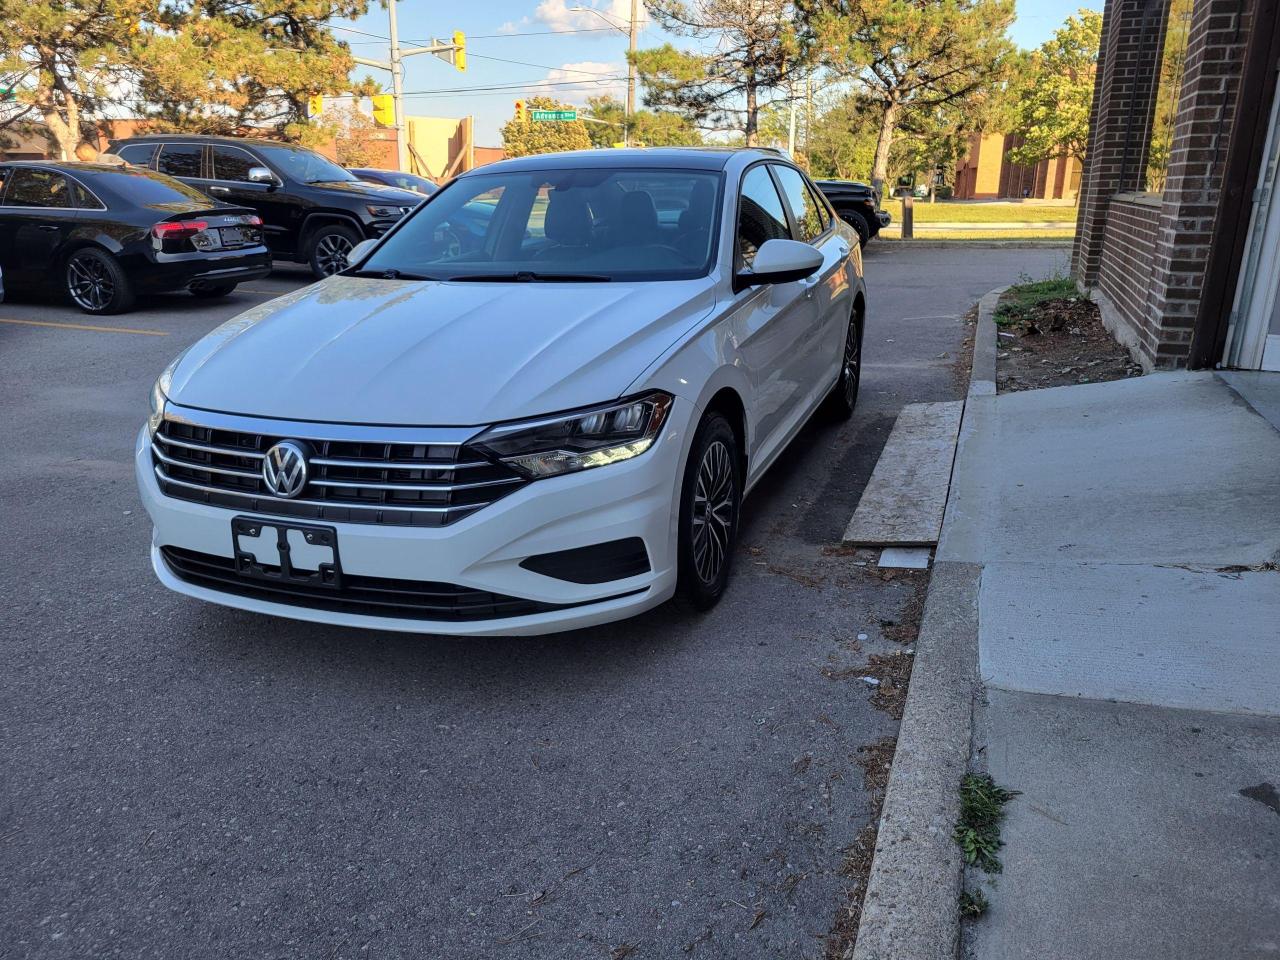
[165,275,717,426]
[305,179,423,206]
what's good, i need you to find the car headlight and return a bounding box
[367,204,405,218]
[472,392,673,479]
[147,356,181,436]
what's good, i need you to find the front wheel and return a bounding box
[822,306,863,420]
[65,248,134,315]
[306,223,360,278]
[676,412,742,610]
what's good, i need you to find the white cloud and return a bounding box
[533,0,648,34]
[542,60,627,104]
[497,17,531,34]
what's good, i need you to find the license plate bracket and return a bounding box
[231,516,342,589]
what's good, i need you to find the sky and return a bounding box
[332,0,1104,149]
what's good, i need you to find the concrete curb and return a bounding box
[874,239,1073,249]
[849,286,1006,959]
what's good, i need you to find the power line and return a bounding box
[465,53,620,76]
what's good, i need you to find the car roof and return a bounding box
[112,133,291,148]
[464,147,783,176]
[1,160,138,175]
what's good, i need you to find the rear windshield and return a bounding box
[89,167,215,210]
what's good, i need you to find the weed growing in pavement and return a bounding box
[954,774,1020,873]
[959,888,990,919]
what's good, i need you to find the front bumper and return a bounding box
[135,398,696,636]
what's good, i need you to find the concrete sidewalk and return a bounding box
[940,371,1280,959]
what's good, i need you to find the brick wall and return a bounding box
[1074,0,1256,369]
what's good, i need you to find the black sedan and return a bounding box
[348,168,438,196]
[0,161,271,315]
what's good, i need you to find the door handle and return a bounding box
[38,224,59,232]
[209,185,229,194]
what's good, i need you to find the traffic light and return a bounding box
[452,31,466,72]
[307,94,323,117]
[514,100,526,124]
[372,94,395,127]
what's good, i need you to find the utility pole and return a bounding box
[352,3,465,172]
[787,78,797,155]
[627,0,638,126]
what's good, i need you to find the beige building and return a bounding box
[953,132,1081,201]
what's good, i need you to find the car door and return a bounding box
[731,162,822,470]
[770,164,853,411]
[0,167,81,290]
[207,143,294,254]
[155,142,206,189]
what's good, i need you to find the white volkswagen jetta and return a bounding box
[137,148,866,635]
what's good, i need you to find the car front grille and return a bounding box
[160,547,621,622]
[151,404,526,527]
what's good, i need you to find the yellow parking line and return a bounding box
[0,317,168,336]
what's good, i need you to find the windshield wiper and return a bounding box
[448,271,612,283]
[347,268,436,281]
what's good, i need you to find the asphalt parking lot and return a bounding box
[2,244,1067,959]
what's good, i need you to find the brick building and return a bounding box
[1073,0,1280,370]
[953,132,1082,201]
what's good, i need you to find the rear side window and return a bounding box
[211,145,258,182]
[69,179,105,210]
[158,144,203,179]
[737,165,790,268]
[115,143,157,167]
[4,169,72,208]
[772,165,829,243]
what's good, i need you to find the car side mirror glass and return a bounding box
[247,166,276,185]
[736,238,823,290]
[345,238,377,267]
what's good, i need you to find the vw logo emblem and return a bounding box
[262,440,309,499]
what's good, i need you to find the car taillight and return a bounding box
[152,220,209,240]
[243,215,262,227]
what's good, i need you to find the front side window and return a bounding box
[158,144,203,179]
[4,169,72,208]
[736,165,790,268]
[773,165,828,243]
[256,144,355,184]
[357,167,722,282]
[211,145,257,182]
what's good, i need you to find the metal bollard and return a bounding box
[902,195,914,240]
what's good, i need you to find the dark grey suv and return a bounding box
[107,135,424,278]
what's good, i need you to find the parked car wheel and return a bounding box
[306,223,360,278]
[65,248,134,315]
[676,411,741,610]
[190,281,239,299]
[822,303,864,420]
[837,208,871,247]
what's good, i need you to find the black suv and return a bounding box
[107,135,424,278]
[813,179,890,247]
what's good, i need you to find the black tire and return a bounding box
[64,247,134,315]
[305,223,360,278]
[189,281,238,299]
[675,411,742,611]
[822,304,864,420]
[838,209,872,247]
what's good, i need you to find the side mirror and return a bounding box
[345,238,377,267]
[247,166,277,186]
[735,238,823,291]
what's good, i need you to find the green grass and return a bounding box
[881,228,1075,241]
[953,773,1020,874]
[993,276,1079,327]
[892,201,1078,223]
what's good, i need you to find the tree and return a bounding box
[131,0,374,141]
[330,103,381,167]
[804,0,1015,194]
[633,0,802,146]
[0,0,153,159]
[806,94,879,179]
[1006,9,1102,170]
[501,97,592,157]
[583,94,704,148]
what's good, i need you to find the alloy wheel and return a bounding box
[690,439,736,585]
[67,254,115,312]
[314,233,354,275]
[842,314,862,408]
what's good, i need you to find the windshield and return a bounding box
[256,144,357,184]
[357,167,722,282]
